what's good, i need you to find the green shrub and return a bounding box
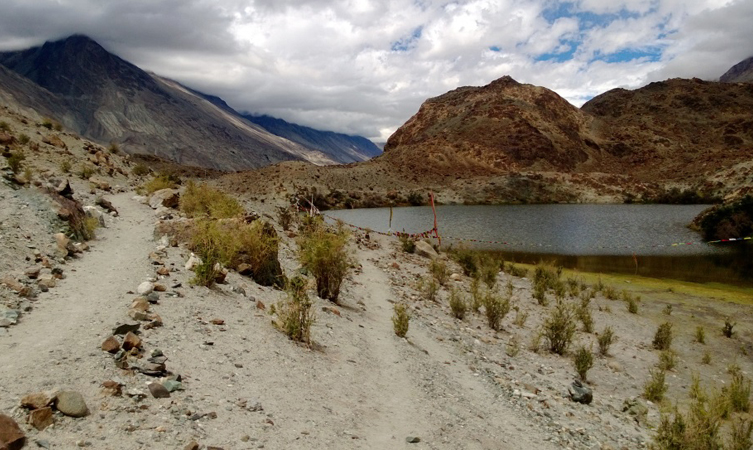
[470,278,482,312]
[577,303,594,333]
[533,262,562,291]
[6,151,25,174]
[277,206,294,231]
[41,118,53,130]
[18,133,30,145]
[188,219,283,287]
[543,302,577,355]
[108,142,119,154]
[644,368,668,402]
[506,337,520,357]
[180,181,244,219]
[143,171,180,194]
[132,163,151,176]
[399,234,415,253]
[60,159,72,173]
[451,246,479,277]
[627,297,639,314]
[598,326,616,356]
[702,351,712,364]
[602,285,618,300]
[658,350,677,371]
[191,253,220,287]
[298,226,351,302]
[653,322,673,350]
[504,262,528,278]
[483,291,510,331]
[478,255,499,288]
[79,164,95,179]
[430,259,449,286]
[449,288,467,320]
[698,195,753,241]
[0,120,9,131]
[728,418,753,450]
[533,282,548,306]
[572,345,594,382]
[278,276,315,345]
[392,303,410,337]
[513,307,528,327]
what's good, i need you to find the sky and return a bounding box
[0,0,751,143]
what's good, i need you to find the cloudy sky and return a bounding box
[0,0,751,142]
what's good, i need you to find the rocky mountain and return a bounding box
[720,56,753,83]
[0,35,376,171]
[380,75,753,199]
[243,114,382,163]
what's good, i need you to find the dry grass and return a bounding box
[181,181,244,219]
[298,225,351,302]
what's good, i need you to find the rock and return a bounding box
[569,380,593,405]
[95,197,118,215]
[112,323,140,335]
[122,331,142,351]
[100,381,122,397]
[450,273,462,281]
[138,362,166,376]
[42,134,66,148]
[137,281,154,295]
[54,232,72,256]
[55,391,89,417]
[162,380,183,392]
[128,309,151,321]
[156,267,170,276]
[184,441,200,450]
[0,132,15,146]
[0,309,19,326]
[153,283,166,292]
[210,318,225,325]
[28,407,54,430]
[185,253,202,271]
[256,300,266,310]
[56,179,74,199]
[24,266,41,279]
[36,275,57,289]
[0,413,25,450]
[1,276,33,298]
[415,240,439,259]
[148,383,171,399]
[88,176,111,191]
[101,336,120,353]
[237,263,253,275]
[406,436,421,443]
[131,297,150,312]
[149,189,180,209]
[21,392,55,410]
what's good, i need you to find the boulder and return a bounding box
[101,336,120,353]
[569,380,593,405]
[56,179,74,199]
[54,232,73,256]
[55,391,89,417]
[415,240,439,259]
[122,331,142,351]
[130,297,150,312]
[185,253,202,271]
[149,189,180,209]
[24,266,41,279]
[0,413,25,450]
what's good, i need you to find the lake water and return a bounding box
[324,204,753,286]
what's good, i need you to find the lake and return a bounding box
[324,204,753,286]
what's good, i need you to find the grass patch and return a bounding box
[653,322,673,350]
[643,368,668,402]
[298,225,351,302]
[543,301,577,355]
[392,303,410,337]
[572,345,594,382]
[598,326,616,356]
[449,288,467,320]
[142,171,180,194]
[483,290,510,331]
[277,276,315,345]
[181,181,244,219]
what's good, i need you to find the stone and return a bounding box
[112,323,140,335]
[406,436,421,443]
[137,281,154,295]
[128,309,151,321]
[1,309,19,326]
[83,206,106,228]
[1,276,32,298]
[28,407,54,431]
[37,275,57,289]
[21,392,55,410]
[569,380,593,405]
[237,263,253,275]
[162,380,183,392]
[210,319,225,325]
[149,189,180,209]
[56,179,74,199]
[214,264,228,284]
[100,381,122,397]
[156,267,170,276]
[184,441,200,450]
[153,283,166,292]
[185,253,202,271]
[622,397,648,424]
[415,240,439,259]
[55,391,89,417]
[54,232,72,256]
[256,300,266,310]
[122,331,142,351]
[24,266,41,279]
[88,176,111,191]
[95,197,118,215]
[101,336,120,353]
[0,413,25,450]
[131,297,150,312]
[42,134,66,148]
[148,383,171,399]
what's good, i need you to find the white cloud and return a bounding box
[0,0,750,141]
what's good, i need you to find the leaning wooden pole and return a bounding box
[430,192,441,247]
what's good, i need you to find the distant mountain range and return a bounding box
[721,56,753,83]
[0,35,380,170]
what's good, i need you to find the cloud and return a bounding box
[0,0,750,141]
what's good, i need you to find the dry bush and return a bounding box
[399,234,416,253]
[450,246,479,277]
[483,290,510,331]
[572,345,594,382]
[533,262,562,291]
[188,219,283,287]
[298,226,351,302]
[142,171,180,194]
[132,163,151,176]
[430,259,449,286]
[478,254,500,288]
[419,276,439,302]
[470,278,482,312]
[728,418,753,450]
[598,326,616,356]
[729,371,751,413]
[543,301,577,355]
[7,151,25,173]
[277,276,315,345]
[653,322,673,350]
[658,350,678,371]
[724,318,736,338]
[449,288,467,320]
[181,181,244,219]
[504,262,528,278]
[392,303,410,337]
[695,326,706,344]
[627,296,639,314]
[277,206,294,231]
[644,368,668,402]
[578,303,594,333]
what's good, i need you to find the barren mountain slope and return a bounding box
[720,56,753,83]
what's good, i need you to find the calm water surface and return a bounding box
[325,204,753,286]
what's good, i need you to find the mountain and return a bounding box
[720,56,753,83]
[0,35,341,170]
[243,114,381,163]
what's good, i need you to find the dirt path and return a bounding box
[0,192,155,418]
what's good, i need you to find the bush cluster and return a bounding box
[543,302,576,355]
[298,225,351,302]
[181,181,244,219]
[278,276,315,345]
